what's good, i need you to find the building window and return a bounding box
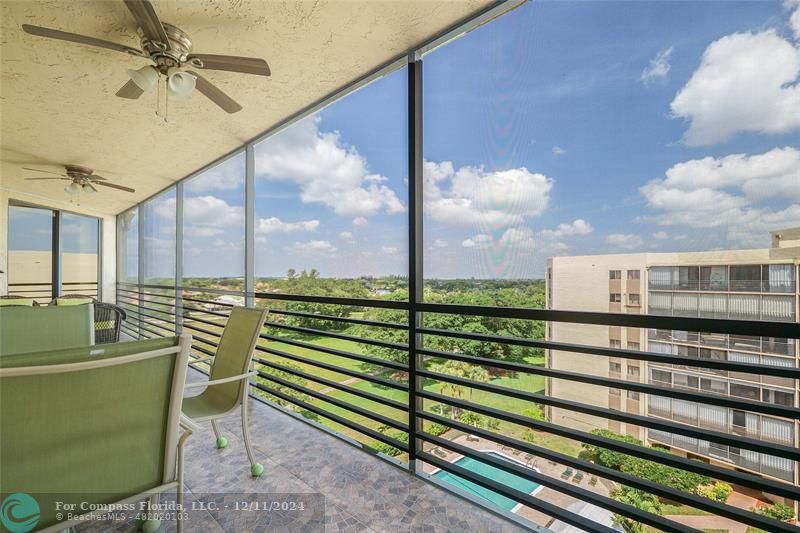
[609,339,622,349]
[673,373,699,390]
[628,391,640,401]
[762,388,794,407]
[627,270,640,280]
[609,362,622,373]
[610,270,622,280]
[628,293,640,305]
[650,369,672,385]
[700,378,727,395]
[609,388,621,396]
[610,293,622,303]
[730,265,762,292]
[627,365,640,378]
[730,383,760,401]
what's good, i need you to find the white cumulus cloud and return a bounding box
[424,160,554,228]
[552,146,567,156]
[433,239,448,248]
[641,47,674,85]
[256,217,319,235]
[653,231,669,240]
[671,25,800,145]
[352,217,368,227]
[338,231,354,241]
[606,233,644,250]
[539,219,594,239]
[255,115,404,217]
[289,240,337,254]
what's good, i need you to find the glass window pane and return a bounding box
[183,153,246,290]
[117,208,138,284]
[61,213,99,298]
[8,204,53,303]
[143,188,176,286]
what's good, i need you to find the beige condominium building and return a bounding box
[545,227,800,492]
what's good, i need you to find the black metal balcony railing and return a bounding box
[7,281,99,303]
[116,282,800,533]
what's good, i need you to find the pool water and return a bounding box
[432,451,540,511]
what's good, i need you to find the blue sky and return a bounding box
[14,1,800,280]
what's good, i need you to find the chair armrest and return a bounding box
[184,371,256,390]
[180,414,201,433]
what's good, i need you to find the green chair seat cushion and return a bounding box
[96,320,114,330]
[182,387,238,420]
[0,298,35,306]
[56,297,93,306]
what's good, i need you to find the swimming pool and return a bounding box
[432,451,541,511]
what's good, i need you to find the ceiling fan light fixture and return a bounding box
[82,183,97,194]
[65,182,81,194]
[127,65,159,91]
[167,67,196,99]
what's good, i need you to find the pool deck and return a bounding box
[422,433,614,528]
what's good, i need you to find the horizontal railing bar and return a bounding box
[117,287,176,300]
[120,324,140,338]
[181,322,223,340]
[419,411,797,532]
[118,294,177,312]
[181,314,228,329]
[181,295,236,308]
[419,370,799,460]
[255,357,407,411]
[187,333,219,350]
[418,303,800,338]
[119,306,173,330]
[117,299,176,317]
[181,305,230,319]
[418,451,619,533]
[269,308,408,330]
[265,322,408,351]
[191,344,215,358]
[250,381,408,451]
[417,390,800,500]
[420,327,800,379]
[256,346,408,391]
[118,303,177,324]
[118,282,174,291]
[256,371,408,432]
[11,281,94,287]
[135,321,172,339]
[180,285,245,297]
[261,333,408,371]
[255,291,409,310]
[420,433,699,533]
[418,347,800,419]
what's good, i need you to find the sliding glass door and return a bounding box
[7,201,101,303]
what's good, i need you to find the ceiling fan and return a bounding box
[23,165,135,195]
[22,0,271,114]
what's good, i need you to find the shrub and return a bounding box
[754,502,795,521]
[426,423,449,437]
[458,411,483,427]
[696,482,732,503]
[610,487,662,533]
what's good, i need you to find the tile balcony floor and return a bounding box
[76,371,527,533]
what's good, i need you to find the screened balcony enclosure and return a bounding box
[3,1,800,533]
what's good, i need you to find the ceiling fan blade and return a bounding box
[188,71,242,114]
[116,79,144,99]
[95,181,136,193]
[22,167,66,177]
[88,174,108,181]
[123,0,169,49]
[21,24,144,56]
[187,54,270,76]
[85,183,99,193]
[24,177,69,181]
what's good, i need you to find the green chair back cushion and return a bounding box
[0,298,35,307]
[207,307,266,412]
[55,297,94,306]
[0,305,93,356]
[0,337,180,531]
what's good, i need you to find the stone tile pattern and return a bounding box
[76,394,527,533]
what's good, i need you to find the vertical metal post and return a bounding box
[51,210,62,300]
[175,182,184,334]
[138,206,145,338]
[96,218,103,302]
[407,54,424,470]
[245,145,256,308]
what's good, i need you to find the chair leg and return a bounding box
[211,420,227,449]
[141,494,161,533]
[241,398,263,477]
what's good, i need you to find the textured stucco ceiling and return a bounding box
[1,0,492,215]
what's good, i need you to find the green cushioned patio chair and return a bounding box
[0,335,194,533]
[182,306,268,477]
[0,295,39,306]
[0,304,93,356]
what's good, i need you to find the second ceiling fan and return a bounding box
[23,0,270,114]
